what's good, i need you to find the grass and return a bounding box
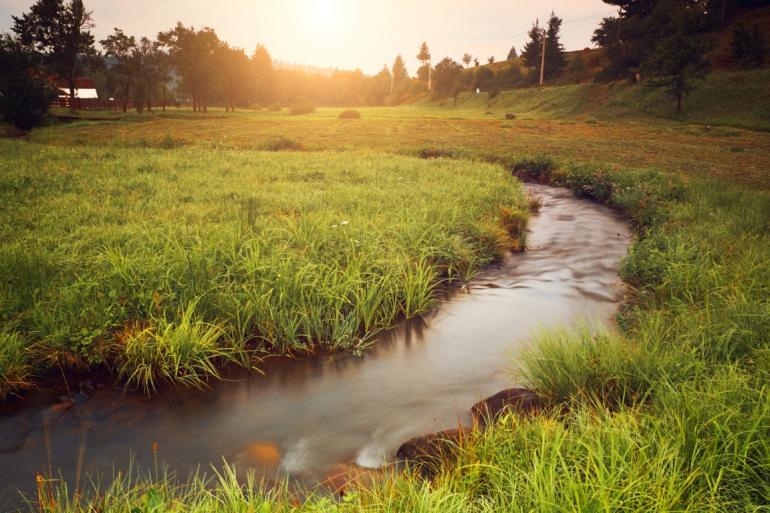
[3,68,770,511]
[28,102,770,188]
[0,142,527,396]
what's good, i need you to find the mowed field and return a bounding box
[30,105,770,188]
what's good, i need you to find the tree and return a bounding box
[13,0,96,111]
[487,56,495,64]
[507,46,517,60]
[521,12,567,82]
[366,65,391,104]
[544,12,567,79]
[134,37,170,112]
[462,53,472,68]
[432,57,463,97]
[391,55,408,94]
[158,23,220,112]
[417,41,431,89]
[521,19,544,69]
[251,43,275,105]
[602,0,657,18]
[0,33,57,130]
[474,66,496,91]
[214,43,251,112]
[642,4,709,111]
[100,28,136,112]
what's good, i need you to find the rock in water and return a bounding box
[470,388,543,428]
[395,429,464,478]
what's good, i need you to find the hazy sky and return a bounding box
[0,0,617,74]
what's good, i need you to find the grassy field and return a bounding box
[28,88,770,189]
[0,143,527,395]
[2,70,770,511]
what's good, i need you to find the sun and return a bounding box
[307,0,343,27]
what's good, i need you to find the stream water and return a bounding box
[0,184,630,509]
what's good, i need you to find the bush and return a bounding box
[261,136,302,151]
[512,156,557,180]
[505,113,516,120]
[289,101,315,115]
[338,109,361,119]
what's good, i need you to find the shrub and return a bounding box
[512,156,557,180]
[289,101,315,115]
[338,109,361,119]
[505,113,516,120]
[261,136,302,151]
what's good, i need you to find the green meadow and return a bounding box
[0,144,527,395]
[2,72,770,511]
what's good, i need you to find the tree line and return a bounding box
[1,0,767,129]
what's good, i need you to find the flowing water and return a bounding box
[0,184,630,509]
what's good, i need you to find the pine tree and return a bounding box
[391,55,408,93]
[521,19,543,69]
[521,12,567,82]
[544,11,567,80]
[417,41,431,88]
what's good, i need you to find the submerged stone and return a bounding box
[470,387,543,428]
[395,429,465,478]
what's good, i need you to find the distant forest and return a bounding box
[1,0,768,127]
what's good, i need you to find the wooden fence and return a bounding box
[52,97,124,111]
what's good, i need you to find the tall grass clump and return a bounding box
[0,326,32,399]
[115,303,234,394]
[523,328,694,408]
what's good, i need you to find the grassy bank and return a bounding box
[439,68,770,131]
[0,142,527,396]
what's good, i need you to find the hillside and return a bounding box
[426,68,770,131]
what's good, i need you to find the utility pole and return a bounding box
[539,27,547,86]
[428,58,432,91]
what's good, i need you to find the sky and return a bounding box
[0,0,617,75]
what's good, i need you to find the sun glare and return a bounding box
[307,0,343,28]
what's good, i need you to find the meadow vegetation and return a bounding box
[0,143,526,395]
[2,71,769,512]
[28,156,770,512]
